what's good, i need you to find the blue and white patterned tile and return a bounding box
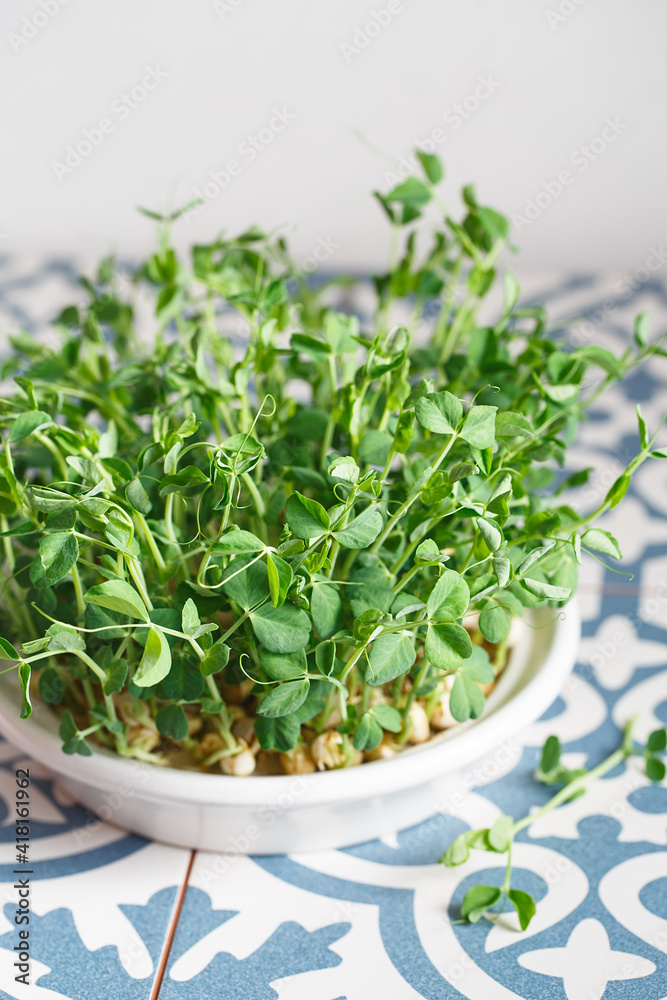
[0,739,191,999]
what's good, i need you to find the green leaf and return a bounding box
[637,403,649,450]
[365,633,416,687]
[254,714,300,752]
[126,478,152,514]
[212,529,265,554]
[647,728,667,752]
[133,626,172,686]
[541,734,561,773]
[159,658,205,701]
[9,410,52,443]
[311,583,343,639]
[332,506,382,548]
[581,528,622,561]
[605,474,630,509]
[425,622,472,670]
[158,466,209,497]
[103,659,128,696]
[415,391,462,434]
[84,579,149,621]
[461,884,501,923]
[250,602,311,653]
[646,757,666,783]
[495,412,533,438]
[479,605,510,643]
[18,662,32,719]
[477,517,502,552]
[257,678,310,718]
[415,538,440,562]
[460,405,497,449]
[521,577,571,602]
[353,712,384,751]
[358,431,393,467]
[220,557,270,610]
[487,814,514,852]
[156,704,189,741]
[258,648,307,681]
[0,637,20,660]
[426,569,470,620]
[200,639,230,677]
[416,150,443,184]
[450,672,485,721]
[440,832,470,867]
[370,703,402,732]
[30,531,79,588]
[315,640,336,676]
[181,598,200,635]
[492,553,511,588]
[284,492,330,539]
[634,310,649,347]
[266,552,293,607]
[328,456,360,483]
[507,889,537,931]
[385,176,431,206]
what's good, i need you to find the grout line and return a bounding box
[149,850,195,1000]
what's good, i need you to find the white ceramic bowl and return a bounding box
[0,602,580,854]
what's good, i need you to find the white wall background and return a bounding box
[1,0,666,276]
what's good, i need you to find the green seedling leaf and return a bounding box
[540,734,561,774]
[311,583,343,639]
[460,405,497,449]
[507,889,536,931]
[30,531,79,588]
[461,884,501,923]
[648,728,667,752]
[133,626,172,686]
[365,633,416,686]
[478,604,510,643]
[0,637,20,660]
[647,757,666,783]
[200,640,230,677]
[9,410,52,443]
[415,391,462,435]
[84,580,149,621]
[156,703,189,740]
[266,552,293,607]
[250,602,311,654]
[370,703,402,732]
[258,648,307,681]
[284,492,330,539]
[332,506,382,548]
[581,528,622,560]
[18,662,32,719]
[426,569,470,620]
[440,833,470,867]
[425,622,472,670]
[477,517,502,552]
[212,529,265,554]
[257,678,310,718]
[487,814,514,852]
[353,712,384,751]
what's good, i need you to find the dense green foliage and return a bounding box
[0,151,664,772]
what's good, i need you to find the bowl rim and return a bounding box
[0,601,580,808]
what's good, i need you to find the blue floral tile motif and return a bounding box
[0,887,178,1000]
[161,886,349,998]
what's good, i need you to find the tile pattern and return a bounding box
[0,266,665,999]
